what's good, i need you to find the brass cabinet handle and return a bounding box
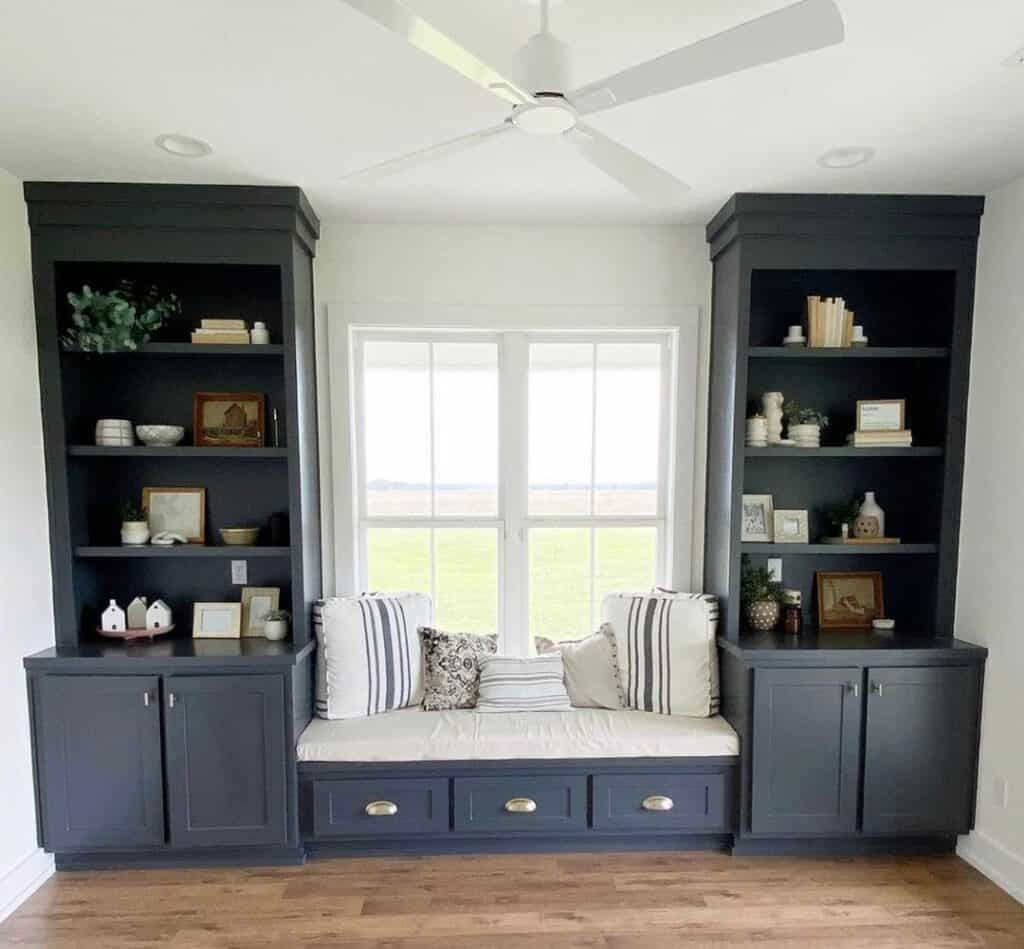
[364,800,398,817]
[642,795,675,812]
[504,797,537,814]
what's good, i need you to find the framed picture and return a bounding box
[193,391,265,447]
[240,586,280,638]
[773,509,809,544]
[856,399,905,432]
[192,602,242,639]
[143,487,206,544]
[816,571,885,630]
[741,494,774,542]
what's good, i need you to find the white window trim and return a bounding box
[323,303,701,652]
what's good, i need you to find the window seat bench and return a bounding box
[297,709,739,855]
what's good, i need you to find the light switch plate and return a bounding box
[767,558,783,583]
[231,560,248,585]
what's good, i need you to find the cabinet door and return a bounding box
[863,665,980,834]
[751,667,862,835]
[33,675,165,850]
[163,675,288,848]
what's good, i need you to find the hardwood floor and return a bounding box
[1,852,1022,948]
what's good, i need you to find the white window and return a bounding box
[350,329,678,655]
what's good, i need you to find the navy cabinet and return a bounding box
[862,666,981,834]
[163,675,289,848]
[750,667,862,835]
[33,675,165,851]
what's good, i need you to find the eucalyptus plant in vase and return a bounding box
[741,557,784,632]
[62,281,181,353]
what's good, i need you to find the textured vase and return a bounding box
[858,491,886,537]
[746,599,780,633]
[264,619,288,642]
[788,423,821,447]
[120,521,150,546]
[762,392,784,445]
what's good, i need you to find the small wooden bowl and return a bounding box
[219,527,260,546]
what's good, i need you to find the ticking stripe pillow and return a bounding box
[601,592,720,718]
[314,593,431,720]
[476,654,572,713]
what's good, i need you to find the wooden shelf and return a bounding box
[745,446,942,458]
[748,347,949,359]
[63,343,283,357]
[75,545,290,559]
[69,446,288,458]
[741,543,938,555]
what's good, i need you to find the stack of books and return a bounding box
[191,318,249,345]
[806,296,855,347]
[847,430,913,448]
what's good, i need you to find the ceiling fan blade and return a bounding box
[341,122,513,181]
[338,0,535,106]
[570,0,844,115]
[567,124,690,204]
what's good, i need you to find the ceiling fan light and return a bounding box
[512,100,577,136]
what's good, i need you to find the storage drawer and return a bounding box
[453,775,587,833]
[312,778,449,837]
[592,772,732,832]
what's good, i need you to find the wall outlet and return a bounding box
[231,560,248,585]
[993,775,1009,809]
[767,558,783,583]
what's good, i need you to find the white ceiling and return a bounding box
[1,0,1023,224]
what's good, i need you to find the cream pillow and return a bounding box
[534,624,624,710]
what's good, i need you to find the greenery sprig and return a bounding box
[63,282,181,353]
[740,556,784,606]
[783,399,829,430]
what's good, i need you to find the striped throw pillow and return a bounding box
[314,593,431,720]
[476,654,572,713]
[601,592,720,718]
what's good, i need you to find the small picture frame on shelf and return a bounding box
[772,509,809,544]
[816,571,885,630]
[240,587,280,638]
[193,392,265,448]
[856,399,905,432]
[741,494,774,542]
[192,602,242,639]
[143,486,206,544]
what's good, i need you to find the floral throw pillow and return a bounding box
[419,627,498,710]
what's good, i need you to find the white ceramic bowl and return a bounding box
[135,424,185,447]
[219,527,260,546]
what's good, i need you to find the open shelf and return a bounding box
[741,543,937,556]
[69,446,288,458]
[75,545,291,559]
[748,347,949,359]
[745,446,942,458]
[63,343,283,357]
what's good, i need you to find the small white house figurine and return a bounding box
[146,600,173,631]
[126,596,148,630]
[101,599,126,633]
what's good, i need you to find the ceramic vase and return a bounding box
[95,418,134,447]
[264,618,288,642]
[858,491,886,537]
[250,321,270,345]
[120,520,150,546]
[745,599,780,633]
[762,392,784,445]
[788,422,821,447]
[745,416,768,447]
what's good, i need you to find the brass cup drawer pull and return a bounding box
[504,797,537,814]
[642,795,675,812]
[364,800,399,817]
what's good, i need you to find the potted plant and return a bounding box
[62,281,181,353]
[120,502,149,546]
[822,496,863,539]
[263,609,291,642]
[783,400,829,447]
[741,557,784,632]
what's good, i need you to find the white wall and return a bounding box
[313,222,713,596]
[956,173,1024,904]
[0,169,54,918]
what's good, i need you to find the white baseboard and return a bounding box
[0,848,54,924]
[958,830,1024,905]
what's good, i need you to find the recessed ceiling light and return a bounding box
[1004,47,1024,67]
[154,133,212,158]
[817,146,875,170]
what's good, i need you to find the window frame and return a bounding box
[346,323,685,655]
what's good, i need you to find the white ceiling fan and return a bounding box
[339,0,845,202]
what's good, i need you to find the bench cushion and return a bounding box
[296,707,739,762]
